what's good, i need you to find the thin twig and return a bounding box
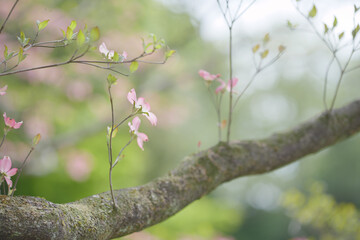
[0,0,20,34]
[11,147,34,196]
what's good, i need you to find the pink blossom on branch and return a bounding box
[215,77,239,94]
[198,69,220,82]
[0,85,7,96]
[0,156,17,187]
[3,112,23,129]
[128,117,149,151]
[127,89,157,126]
[99,42,127,61]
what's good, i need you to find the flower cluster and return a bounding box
[99,42,128,61]
[198,69,238,94]
[127,89,157,150]
[3,112,23,130]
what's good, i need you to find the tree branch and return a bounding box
[1,99,360,240]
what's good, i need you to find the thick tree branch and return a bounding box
[1,99,360,240]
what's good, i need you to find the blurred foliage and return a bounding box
[0,0,360,239]
[282,182,360,240]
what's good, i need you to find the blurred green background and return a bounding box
[0,0,359,239]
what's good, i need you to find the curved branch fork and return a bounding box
[1,100,360,240]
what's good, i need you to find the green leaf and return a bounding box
[352,24,360,39]
[61,29,66,38]
[90,26,100,41]
[4,45,8,59]
[18,48,27,62]
[66,27,73,40]
[324,23,329,34]
[154,44,162,49]
[37,19,49,31]
[332,16,337,29]
[77,30,85,46]
[32,134,41,146]
[252,44,260,53]
[308,5,317,18]
[338,32,344,40]
[354,5,360,13]
[260,49,269,59]
[69,20,77,31]
[129,61,139,73]
[165,49,176,59]
[107,74,117,85]
[113,51,119,62]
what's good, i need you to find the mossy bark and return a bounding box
[1,99,360,240]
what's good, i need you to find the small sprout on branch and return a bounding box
[332,16,338,29]
[32,133,41,146]
[107,74,117,86]
[17,31,29,47]
[252,44,260,53]
[338,32,344,40]
[36,19,49,31]
[352,24,360,39]
[90,26,100,42]
[308,5,317,18]
[260,49,269,59]
[76,30,85,47]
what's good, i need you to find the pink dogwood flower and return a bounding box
[198,70,220,82]
[99,42,114,59]
[99,42,127,61]
[127,89,157,126]
[128,117,148,151]
[0,85,7,96]
[215,77,239,94]
[0,156,17,188]
[3,112,23,129]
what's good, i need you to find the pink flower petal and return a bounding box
[4,176,13,187]
[136,137,144,151]
[136,132,148,151]
[99,42,108,55]
[122,51,128,60]
[13,121,23,129]
[0,156,12,172]
[215,79,226,94]
[127,89,137,105]
[132,117,141,131]
[6,167,17,177]
[144,112,157,126]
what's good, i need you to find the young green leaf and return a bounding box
[352,24,360,39]
[338,32,344,40]
[4,45,8,59]
[129,61,139,73]
[165,49,176,59]
[113,51,119,62]
[252,44,260,53]
[32,134,41,146]
[77,30,85,46]
[332,16,337,28]
[308,5,317,18]
[260,49,269,59]
[90,27,100,42]
[69,20,77,31]
[18,48,27,62]
[37,20,49,31]
[66,27,73,40]
[324,23,329,34]
[107,74,117,85]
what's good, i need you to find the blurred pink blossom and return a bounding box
[24,116,53,139]
[199,69,220,82]
[0,156,17,187]
[0,85,7,95]
[66,80,93,101]
[65,151,93,182]
[127,89,157,126]
[215,78,238,94]
[128,117,148,151]
[3,112,23,129]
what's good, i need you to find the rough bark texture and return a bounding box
[1,99,360,240]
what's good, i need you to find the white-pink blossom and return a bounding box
[127,88,157,126]
[99,42,114,60]
[215,77,239,94]
[199,69,220,82]
[0,156,17,187]
[3,112,23,129]
[128,117,148,151]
